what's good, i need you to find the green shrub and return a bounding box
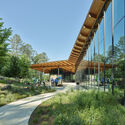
[30,86,35,91]
[42,90,125,125]
[54,113,84,125]
[42,121,48,125]
[41,115,49,120]
[33,118,38,124]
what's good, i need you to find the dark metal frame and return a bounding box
[88,48,91,88]
[123,0,125,106]
[98,23,100,90]
[91,42,92,88]
[112,0,114,95]
[104,10,106,92]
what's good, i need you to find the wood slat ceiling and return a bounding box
[31,0,112,73]
[31,60,75,73]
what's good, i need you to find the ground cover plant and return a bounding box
[0,79,55,107]
[29,89,125,125]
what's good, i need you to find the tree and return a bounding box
[0,18,12,73]
[9,56,21,77]
[1,55,11,76]
[107,45,120,64]
[93,53,105,63]
[1,55,32,78]
[104,36,125,80]
[19,55,30,78]
[33,52,49,64]
[2,56,21,78]
[10,34,23,56]
[20,43,37,62]
[10,34,37,63]
[117,36,125,60]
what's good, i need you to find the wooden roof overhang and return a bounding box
[31,0,112,73]
[31,60,76,73]
[68,0,111,69]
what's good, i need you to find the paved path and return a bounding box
[0,83,76,125]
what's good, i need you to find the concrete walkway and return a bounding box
[0,83,76,125]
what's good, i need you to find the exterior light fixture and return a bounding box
[83,26,86,28]
[89,14,92,18]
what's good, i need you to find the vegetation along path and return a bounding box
[0,83,76,125]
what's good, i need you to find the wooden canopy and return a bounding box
[31,0,111,73]
[68,0,111,68]
[31,60,75,73]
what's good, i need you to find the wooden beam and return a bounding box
[74,47,82,51]
[83,25,92,30]
[77,38,86,43]
[70,55,79,58]
[89,12,97,19]
[75,42,84,47]
[72,49,81,53]
[71,52,80,56]
[80,32,88,37]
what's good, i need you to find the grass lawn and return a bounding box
[29,89,125,125]
[0,80,55,107]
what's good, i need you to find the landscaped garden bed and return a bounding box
[29,90,125,125]
[0,78,55,107]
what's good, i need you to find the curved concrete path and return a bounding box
[0,83,76,125]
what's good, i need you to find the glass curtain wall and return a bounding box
[76,0,125,93]
[113,0,125,90]
[105,2,112,90]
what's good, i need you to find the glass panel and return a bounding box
[105,2,112,65]
[114,0,124,26]
[113,0,125,91]
[104,2,112,88]
[94,29,98,62]
[99,18,104,61]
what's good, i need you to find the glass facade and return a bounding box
[76,0,125,93]
[114,0,125,84]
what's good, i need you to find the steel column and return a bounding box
[94,33,96,88]
[58,67,59,77]
[112,0,114,95]
[104,10,106,92]
[98,23,100,91]
[91,42,92,88]
[88,49,90,89]
[43,71,44,83]
[123,0,125,106]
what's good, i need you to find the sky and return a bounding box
[0,0,93,61]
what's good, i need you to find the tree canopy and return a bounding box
[33,52,49,64]
[0,18,49,78]
[0,18,12,72]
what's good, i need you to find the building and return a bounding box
[31,0,125,85]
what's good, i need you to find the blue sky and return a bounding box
[0,0,93,61]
